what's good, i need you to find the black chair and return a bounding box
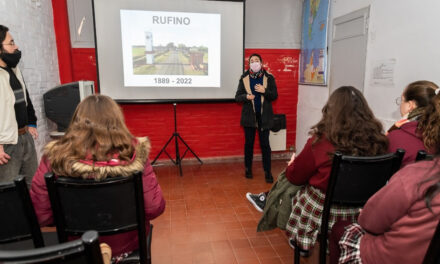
[416,150,434,162]
[45,171,152,264]
[0,230,104,263]
[0,177,44,248]
[292,149,405,264]
[422,219,440,264]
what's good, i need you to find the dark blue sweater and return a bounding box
[250,75,263,116]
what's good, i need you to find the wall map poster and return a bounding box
[299,0,330,85]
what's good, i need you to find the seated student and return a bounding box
[247,86,388,254]
[30,95,165,261]
[387,80,438,166]
[330,91,440,264]
[247,81,438,214]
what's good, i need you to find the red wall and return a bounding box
[51,1,299,160]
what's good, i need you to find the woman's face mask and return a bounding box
[249,55,262,72]
[250,62,262,72]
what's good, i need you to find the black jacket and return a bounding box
[235,70,278,129]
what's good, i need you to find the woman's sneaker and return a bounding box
[246,192,266,212]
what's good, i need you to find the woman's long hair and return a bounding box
[46,94,135,176]
[419,93,440,153]
[403,80,438,110]
[418,93,440,210]
[310,86,388,156]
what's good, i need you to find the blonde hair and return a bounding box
[46,94,135,176]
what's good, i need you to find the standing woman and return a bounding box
[235,54,278,183]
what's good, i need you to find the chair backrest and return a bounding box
[422,219,440,264]
[44,171,148,264]
[0,177,44,248]
[319,149,405,264]
[416,150,434,162]
[0,230,104,264]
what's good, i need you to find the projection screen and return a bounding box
[92,0,244,102]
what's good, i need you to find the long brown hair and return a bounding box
[418,92,440,210]
[418,93,440,153]
[310,86,388,156]
[46,94,135,176]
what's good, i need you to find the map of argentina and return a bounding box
[300,0,329,85]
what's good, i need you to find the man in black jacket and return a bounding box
[0,25,38,184]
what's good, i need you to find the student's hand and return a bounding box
[0,145,11,165]
[28,127,38,139]
[255,84,266,94]
[246,94,255,100]
[287,152,296,166]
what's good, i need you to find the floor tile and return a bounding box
[151,160,292,263]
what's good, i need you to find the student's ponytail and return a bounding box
[418,89,440,211]
[418,92,440,153]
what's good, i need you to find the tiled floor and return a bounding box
[150,160,320,264]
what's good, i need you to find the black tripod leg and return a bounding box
[176,134,203,164]
[152,133,175,165]
[153,103,201,175]
[174,133,183,176]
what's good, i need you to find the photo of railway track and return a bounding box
[132,42,208,75]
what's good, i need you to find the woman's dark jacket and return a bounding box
[235,70,278,129]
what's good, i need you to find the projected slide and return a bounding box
[120,10,221,87]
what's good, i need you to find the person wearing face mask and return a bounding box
[0,25,38,184]
[235,53,278,183]
[387,80,438,167]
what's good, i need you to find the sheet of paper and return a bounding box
[371,58,396,86]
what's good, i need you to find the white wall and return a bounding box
[0,0,60,160]
[295,84,328,152]
[245,0,304,153]
[296,0,440,152]
[245,0,302,49]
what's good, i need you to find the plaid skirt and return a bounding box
[338,223,364,264]
[285,185,360,251]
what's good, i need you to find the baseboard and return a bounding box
[151,151,293,166]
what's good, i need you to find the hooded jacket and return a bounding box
[257,170,302,231]
[235,70,278,129]
[387,121,426,167]
[30,137,165,257]
[358,160,440,264]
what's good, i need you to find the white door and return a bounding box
[329,7,369,93]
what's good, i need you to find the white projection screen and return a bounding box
[92,0,244,102]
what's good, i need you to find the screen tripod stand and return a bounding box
[151,103,203,176]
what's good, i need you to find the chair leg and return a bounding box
[294,248,300,264]
[147,224,153,264]
[293,240,301,264]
